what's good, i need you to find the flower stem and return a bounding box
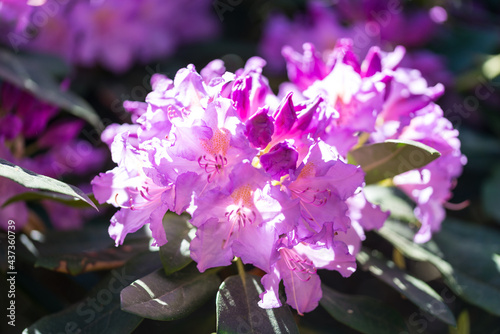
[235,257,246,287]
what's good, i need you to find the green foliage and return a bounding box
[320,284,408,334]
[3,191,98,208]
[216,274,299,334]
[159,212,196,275]
[378,219,500,316]
[23,252,162,334]
[121,265,221,321]
[364,185,417,223]
[357,249,456,326]
[0,158,97,210]
[482,165,500,223]
[0,49,102,130]
[348,139,441,184]
[35,239,150,275]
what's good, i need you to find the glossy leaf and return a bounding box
[32,224,151,261]
[3,190,98,208]
[364,185,417,223]
[482,165,500,223]
[0,158,97,210]
[159,212,196,275]
[35,239,150,275]
[320,284,407,334]
[23,252,163,334]
[121,266,221,321]
[216,274,299,334]
[378,220,500,316]
[433,218,500,288]
[0,49,103,130]
[357,249,456,326]
[348,139,441,184]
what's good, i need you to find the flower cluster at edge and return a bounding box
[0,81,107,231]
[1,0,219,73]
[92,38,465,314]
[260,0,452,87]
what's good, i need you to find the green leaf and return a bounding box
[2,190,98,208]
[482,165,500,223]
[0,158,97,210]
[320,284,407,334]
[32,224,150,259]
[121,265,221,320]
[159,212,196,275]
[0,49,103,130]
[378,220,500,316]
[348,139,441,184]
[357,249,456,326]
[216,274,299,334]
[363,185,417,223]
[23,251,163,334]
[35,239,151,275]
[433,218,500,288]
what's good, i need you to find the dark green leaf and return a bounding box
[35,239,150,275]
[217,274,299,334]
[33,224,150,258]
[433,218,500,288]
[160,212,196,275]
[23,252,163,334]
[363,185,417,223]
[348,139,441,184]
[357,249,456,326]
[459,128,500,174]
[482,166,500,223]
[320,284,407,334]
[3,190,98,208]
[121,265,221,320]
[0,49,103,130]
[0,158,97,210]
[378,220,500,316]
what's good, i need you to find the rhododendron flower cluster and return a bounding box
[92,39,465,314]
[282,39,466,242]
[260,0,451,86]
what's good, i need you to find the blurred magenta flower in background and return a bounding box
[0,82,106,231]
[4,0,219,72]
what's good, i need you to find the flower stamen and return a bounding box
[222,206,256,248]
[198,154,228,182]
[280,247,317,281]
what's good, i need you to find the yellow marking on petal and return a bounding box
[271,174,289,187]
[262,143,273,154]
[231,184,253,208]
[252,156,262,168]
[298,162,315,179]
[200,128,231,156]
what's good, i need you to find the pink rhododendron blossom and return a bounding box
[391,105,466,243]
[93,40,463,314]
[259,0,451,87]
[281,39,465,242]
[0,0,45,33]
[256,236,356,315]
[93,57,370,314]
